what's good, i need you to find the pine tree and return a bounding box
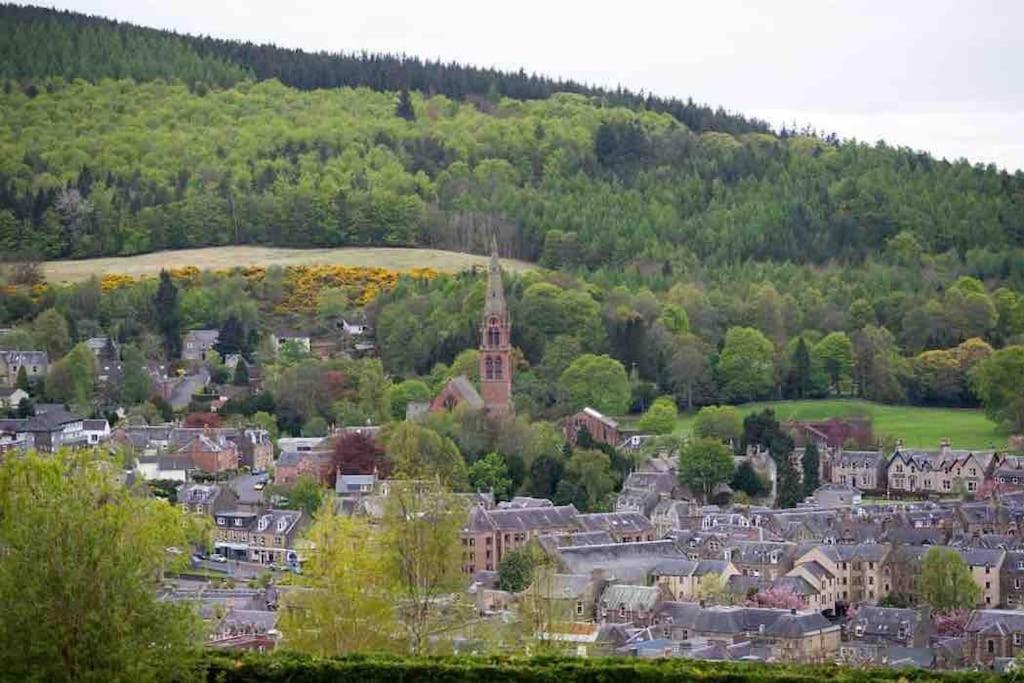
[215,314,246,357]
[395,88,415,121]
[802,443,820,496]
[777,457,803,508]
[789,337,812,398]
[15,365,29,391]
[232,359,249,386]
[153,270,181,359]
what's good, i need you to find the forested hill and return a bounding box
[0,3,766,134]
[0,4,1022,271]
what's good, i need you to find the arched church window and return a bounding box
[485,356,494,380]
[488,326,501,347]
[494,356,503,379]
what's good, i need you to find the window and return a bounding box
[988,640,995,654]
[484,356,494,380]
[494,356,503,379]
[619,603,627,617]
[1015,633,1023,647]
[575,600,584,615]
[943,480,951,491]
[968,481,977,492]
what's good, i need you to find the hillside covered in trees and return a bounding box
[1,4,1022,272]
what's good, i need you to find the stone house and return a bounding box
[784,559,838,613]
[1001,550,1024,608]
[650,558,739,602]
[794,543,892,605]
[725,541,799,581]
[759,610,841,663]
[577,512,654,543]
[961,548,1005,608]
[461,504,580,574]
[0,387,29,410]
[179,482,238,515]
[847,606,932,647]
[0,350,48,387]
[182,329,220,362]
[827,449,887,491]
[212,508,306,566]
[599,584,666,627]
[810,483,862,509]
[963,610,1024,667]
[525,571,607,622]
[176,432,240,473]
[886,444,993,495]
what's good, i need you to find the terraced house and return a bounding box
[886,443,994,495]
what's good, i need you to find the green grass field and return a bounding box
[41,246,534,283]
[674,399,1005,450]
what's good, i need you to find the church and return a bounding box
[427,239,513,418]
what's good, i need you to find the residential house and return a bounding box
[0,387,29,410]
[963,610,1024,667]
[135,454,192,481]
[847,606,933,647]
[82,418,110,445]
[827,449,887,491]
[0,418,32,453]
[212,509,306,566]
[650,558,739,602]
[272,330,312,355]
[462,504,581,574]
[577,512,655,543]
[726,541,799,581]
[599,584,666,627]
[555,539,687,584]
[784,559,838,613]
[650,499,697,537]
[1001,551,1024,607]
[563,407,621,448]
[886,443,993,495]
[176,432,240,473]
[961,547,1005,608]
[179,483,238,515]
[182,329,220,362]
[759,610,841,663]
[794,543,892,605]
[0,350,48,387]
[22,403,86,452]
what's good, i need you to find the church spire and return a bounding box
[484,236,506,318]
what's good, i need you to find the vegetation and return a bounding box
[0,450,203,680]
[678,438,735,503]
[918,547,981,612]
[677,399,1004,448]
[196,651,1005,682]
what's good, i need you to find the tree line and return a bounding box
[0,3,766,135]
[0,79,1021,271]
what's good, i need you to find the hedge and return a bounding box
[195,652,1004,682]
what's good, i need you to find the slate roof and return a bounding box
[82,418,108,431]
[850,606,930,640]
[0,350,48,366]
[654,601,702,629]
[650,558,698,577]
[958,547,1005,568]
[533,573,593,599]
[577,512,653,535]
[582,406,618,429]
[557,540,685,583]
[602,584,661,612]
[771,576,817,596]
[763,611,836,637]
[965,610,1024,635]
[445,376,484,410]
[179,483,223,505]
[481,505,580,533]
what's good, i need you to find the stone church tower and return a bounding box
[479,238,513,416]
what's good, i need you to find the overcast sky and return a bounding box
[41,0,1024,171]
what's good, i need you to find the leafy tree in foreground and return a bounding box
[498,547,535,593]
[281,503,398,654]
[678,437,734,503]
[0,450,202,680]
[918,547,980,612]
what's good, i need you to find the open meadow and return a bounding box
[41,246,534,283]
[674,399,1005,450]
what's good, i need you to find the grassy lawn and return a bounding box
[42,245,534,283]
[674,398,1006,450]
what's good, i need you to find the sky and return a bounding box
[40,0,1024,171]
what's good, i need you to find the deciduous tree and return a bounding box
[678,437,734,503]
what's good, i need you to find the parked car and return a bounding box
[209,553,228,563]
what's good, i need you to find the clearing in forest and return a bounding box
[41,246,534,283]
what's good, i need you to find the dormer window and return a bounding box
[258,516,270,532]
[277,517,289,533]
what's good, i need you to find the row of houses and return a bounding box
[0,403,108,453]
[821,440,1017,497]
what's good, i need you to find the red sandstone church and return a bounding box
[429,240,514,418]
